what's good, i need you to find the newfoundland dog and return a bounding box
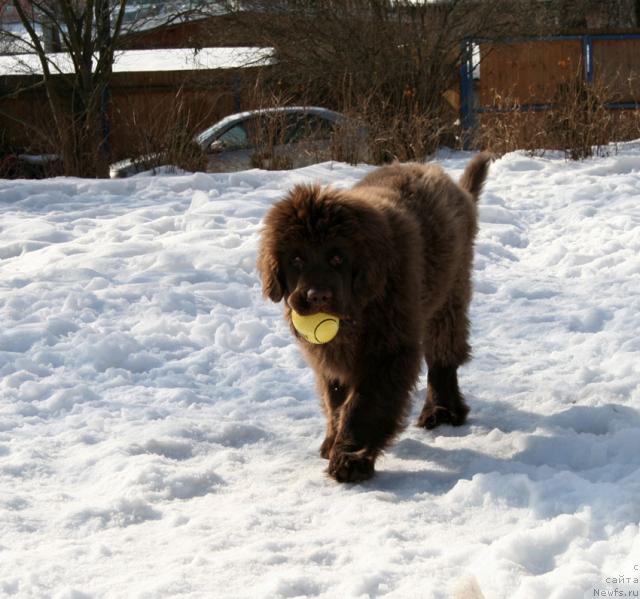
[258,154,491,482]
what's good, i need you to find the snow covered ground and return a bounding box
[0,147,639,598]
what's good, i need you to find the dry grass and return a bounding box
[118,89,211,175]
[477,73,640,160]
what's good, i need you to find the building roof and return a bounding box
[0,46,273,76]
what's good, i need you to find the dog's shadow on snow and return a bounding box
[366,398,640,500]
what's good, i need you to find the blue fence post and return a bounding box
[459,39,475,150]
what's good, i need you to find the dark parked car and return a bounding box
[110,106,361,178]
[0,152,62,179]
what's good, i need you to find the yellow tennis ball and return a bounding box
[291,310,340,344]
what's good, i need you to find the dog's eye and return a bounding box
[291,256,305,269]
[329,254,343,268]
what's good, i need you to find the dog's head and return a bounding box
[257,184,393,318]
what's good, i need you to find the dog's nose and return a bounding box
[307,288,333,306]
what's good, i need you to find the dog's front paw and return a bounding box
[417,403,469,429]
[320,436,335,459]
[328,448,375,483]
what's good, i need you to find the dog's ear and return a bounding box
[257,244,284,302]
[257,188,311,304]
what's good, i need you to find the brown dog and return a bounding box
[258,154,491,482]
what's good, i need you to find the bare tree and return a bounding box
[2,0,216,176]
[2,0,128,176]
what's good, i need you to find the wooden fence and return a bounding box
[0,66,262,159]
[460,33,640,147]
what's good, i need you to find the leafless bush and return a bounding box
[248,71,458,167]
[361,94,458,163]
[476,92,546,156]
[544,77,616,159]
[329,112,369,165]
[246,83,295,169]
[118,90,212,175]
[224,0,514,163]
[477,74,640,160]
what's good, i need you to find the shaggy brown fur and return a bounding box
[257,154,491,482]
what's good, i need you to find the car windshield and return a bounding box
[198,109,341,153]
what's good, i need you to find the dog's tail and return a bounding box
[460,152,492,202]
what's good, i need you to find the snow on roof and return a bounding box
[0,46,273,76]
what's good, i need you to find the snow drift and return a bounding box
[0,148,639,598]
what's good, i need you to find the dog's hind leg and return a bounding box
[418,363,470,429]
[418,289,472,430]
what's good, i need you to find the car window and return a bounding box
[212,112,336,154]
[216,123,249,150]
[253,114,287,147]
[284,114,333,144]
